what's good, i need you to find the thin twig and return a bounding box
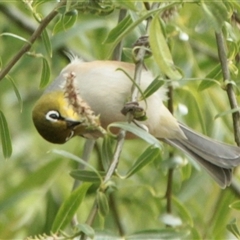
[165,84,174,214]
[215,31,240,146]
[0,0,67,81]
[104,130,126,183]
[109,193,125,236]
[80,8,129,238]
[165,158,174,215]
[80,3,156,237]
[112,8,127,61]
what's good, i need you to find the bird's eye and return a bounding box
[46,110,60,122]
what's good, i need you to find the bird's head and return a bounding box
[32,91,84,144]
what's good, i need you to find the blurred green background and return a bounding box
[1,1,240,239]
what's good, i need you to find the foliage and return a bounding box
[1,1,240,239]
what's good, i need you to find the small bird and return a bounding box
[32,58,240,188]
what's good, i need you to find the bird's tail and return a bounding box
[163,123,240,188]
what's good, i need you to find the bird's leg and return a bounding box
[121,101,147,121]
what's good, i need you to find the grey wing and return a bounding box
[164,123,240,188]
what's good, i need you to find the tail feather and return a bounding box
[163,138,232,188]
[163,123,240,188]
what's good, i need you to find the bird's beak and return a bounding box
[66,119,82,128]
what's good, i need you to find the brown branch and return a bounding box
[165,167,174,214]
[0,0,67,81]
[109,193,125,236]
[215,31,240,146]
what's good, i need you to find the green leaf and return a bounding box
[40,57,51,88]
[108,122,162,149]
[32,0,53,8]
[101,135,115,171]
[104,6,174,58]
[229,62,239,76]
[190,227,201,240]
[227,39,239,61]
[229,201,240,210]
[51,182,91,233]
[116,67,145,103]
[104,15,133,44]
[226,219,240,239]
[126,229,190,240]
[149,14,182,80]
[141,76,165,100]
[202,1,229,32]
[172,196,193,227]
[181,162,192,181]
[94,230,121,239]
[52,149,103,180]
[6,75,23,112]
[42,29,52,58]
[75,223,95,239]
[53,10,78,35]
[214,107,240,119]
[177,88,206,135]
[125,146,161,178]
[198,64,222,91]
[0,110,12,159]
[70,170,104,183]
[96,191,109,217]
[210,190,235,238]
[0,32,31,44]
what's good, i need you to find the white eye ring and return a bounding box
[46,110,60,122]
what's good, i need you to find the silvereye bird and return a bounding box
[32,58,240,188]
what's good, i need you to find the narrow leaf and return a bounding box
[63,10,78,29]
[42,29,52,58]
[104,15,133,44]
[70,170,104,183]
[198,64,222,91]
[226,219,240,239]
[0,32,31,44]
[53,10,78,35]
[229,201,240,210]
[96,191,109,217]
[108,122,161,148]
[177,88,206,135]
[6,75,23,112]
[190,227,201,240]
[104,6,175,57]
[116,68,145,101]
[51,182,91,232]
[75,223,95,239]
[214,107,240,119]
[125,146,161,178]
[33,0,53,8]
[101,135,115,171]
[202,2,228,32]
[126,229,190,240]
[172,196,193,227]
[141,76,165,100]
[52,149,102,180]
[40,57,51,88]
[0,110,12,159]
[149,14,182,80]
